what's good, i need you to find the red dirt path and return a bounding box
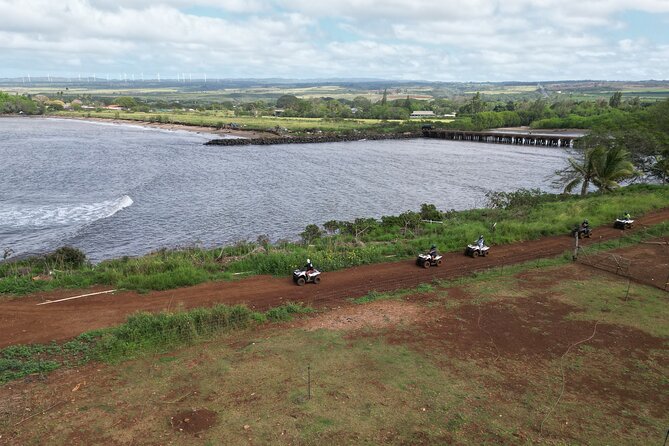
[2,209,669,348]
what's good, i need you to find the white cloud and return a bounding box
[0,0,668,80]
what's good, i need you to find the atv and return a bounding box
[613,218,634,230]
[293,268,321,286]
[465,244,490,257]
[571,225,592,238]
[416,253,443,268]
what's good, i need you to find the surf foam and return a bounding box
[0,195,133,228]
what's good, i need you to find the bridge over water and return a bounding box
[423,128,586,147]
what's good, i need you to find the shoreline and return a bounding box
[37,115,278,139]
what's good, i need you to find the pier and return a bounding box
[423,129,583,147]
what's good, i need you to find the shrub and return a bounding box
[46,246,87,269]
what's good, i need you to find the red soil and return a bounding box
[1,208,668,348]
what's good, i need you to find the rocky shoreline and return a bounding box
[204,131,420,146]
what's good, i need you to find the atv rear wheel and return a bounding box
[313,276,321,284]
[296,277,306,286]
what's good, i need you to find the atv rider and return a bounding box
[305,258,314,276]
[428,244,438,260]
[477,235,485,250]
[623,211,631,220]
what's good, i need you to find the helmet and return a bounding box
[431,244,436,249]
[583,220,589,224]
[307,258,311,263]
[479,235,483,239]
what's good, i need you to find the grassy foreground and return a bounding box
[0,303,311,384]
[1,249,666,445]
[2,184,669,296]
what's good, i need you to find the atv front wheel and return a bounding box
[436,259,442,266]
[296,277,306,286]
[313,276,321,284]
[471,250,479,258]
[422,260,431,268]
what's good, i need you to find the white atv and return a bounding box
[293,268,321,286]
[416,253,443,268]
[465,244,490,258]
[613,218,634,230]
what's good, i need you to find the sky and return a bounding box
[1,0,669,82]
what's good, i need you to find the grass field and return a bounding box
[53,110,411,133]
[1,248,667,445]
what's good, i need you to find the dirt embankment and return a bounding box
[1,208,668,347]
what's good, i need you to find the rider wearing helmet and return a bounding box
[624,211,631,220]
[477,235,485,250]
[428,244,438,259]
[305,258,314,275]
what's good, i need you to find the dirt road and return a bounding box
[2,209,668,347]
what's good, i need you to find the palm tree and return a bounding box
[590,146,636,192]
[558,145,635,196]
[560,146,602,196]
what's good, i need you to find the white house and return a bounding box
[410,111,436,118]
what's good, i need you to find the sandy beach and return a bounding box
[43,115,278,139]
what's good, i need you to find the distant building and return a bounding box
[410,111,436,118]
[442,113,457,118]
[274,108,285,116]
[104,105,124,111]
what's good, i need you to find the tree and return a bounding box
[300,224,322,244]
[558,146,601,196]
[381,89,388,106]
[609,91,622,108]
[323,220,341,234]
[276,94,300,109]
[591,146,636,193]
[419,203,442,221]
[556,145,635,196]
[471,92,484,114]
[113,96,137,108]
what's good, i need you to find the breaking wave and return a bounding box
[0,195,133,228]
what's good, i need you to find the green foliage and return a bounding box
[113,96,138,108]
[0,91,40,114]
[556,145,636,195]
[485,188,564,209]
[609,91,623,108]
[301,224,323,244]
[46,246,87,269]
[265,302,312,322]
[0,302,313,383]
[419,203,443,221]
[117,266,209,292]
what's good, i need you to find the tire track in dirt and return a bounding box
[1,208,668,347]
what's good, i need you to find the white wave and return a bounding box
[0,195,133,228]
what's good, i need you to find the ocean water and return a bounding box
[0,117,570,262]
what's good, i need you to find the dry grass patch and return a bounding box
[299,300,426,332]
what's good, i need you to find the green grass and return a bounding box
[54,110,412,134]
[0,302,311,383]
